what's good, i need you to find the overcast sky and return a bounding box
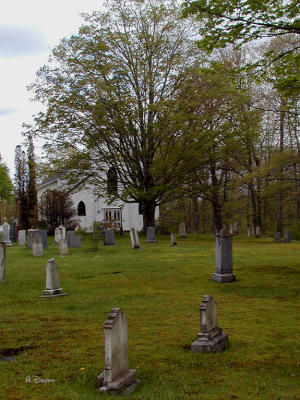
[0,0,104,177]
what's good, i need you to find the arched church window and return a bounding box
[107,167,118,195]
[78,201,86,216]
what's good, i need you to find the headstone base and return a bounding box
[212,272,235,283]
[191,328,228,353]
[4,241,12,247]
[145,240,157,243]
[40,288,68,298]
[97,369,138,395]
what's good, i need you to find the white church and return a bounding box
[37,172,159,232]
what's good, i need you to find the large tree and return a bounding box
[28,0,202,229]
[0,155,13,204]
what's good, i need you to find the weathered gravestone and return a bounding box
[28,229,48,249]
[191,295,228,352]
[212,227,235,283]
[32,231,43,257]
[171,233,177,247]
[233,221,239,235]
[0,242,6,284]
[18,230,26,246]
[285,229,291,242]
[179,222,186,238]
[256,226,261,237]
[229,224,233,235]
[3,222,12,247]
[145,227,157,243]
[58,239,68,255]
[274,232,281,242]
[9,222,16,242]
[54,225,66,244]
[130,228,140,249]
[96,308,139,394]
[247,227,251,237]
[40,258,68,297]
[66,231,82,248]
[104,229,115,246]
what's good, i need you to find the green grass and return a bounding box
[0,234,299,400]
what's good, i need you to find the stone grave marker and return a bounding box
[58,239,68,255]
[274,232,281,242]
[40,258,68,297]
[212,227,235,283]
[229,223,233,234]
[171,233,177,247]
[256,226,261,237]
[130,228,140,249]
[0,242,6,284]
[191,295,228,352]
[32,231,43,257]
[28,229,48,249]
[104,229,115,246]
[66,231,82,248]
[2,222,12,247]
[145,227,157,243]
[54,225,66,244]
[247,227,251,237]
[18,230,26,246]
[96,308,139,394]
[179,222,186,238]
[285,229,291,242]
[233,221,239,235]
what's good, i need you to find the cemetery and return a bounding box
[0,231,299,399]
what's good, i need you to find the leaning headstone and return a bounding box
[54,225,66,244]
[191,295,228,352]
[179,222,186,238]
[145,227,157,243]
[233,221,239,235]
[285,229,291,242]
[2,222,12,247]
[28,229,48,249]
[9,222,17,242]
[32,231,43,257]
[0,242,6,284]
[130,228,140,249]
[66,231,82,248]
[96,308,139,394]
[40,258,68,297]
[18,230,26,246]
[274,232,281,242]
[256,226,261,237]
[58,239,68,255]
[171,233,177,247]
[104,229,115,246]
[212,227,235,283]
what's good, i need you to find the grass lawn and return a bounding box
[0,233,299,400]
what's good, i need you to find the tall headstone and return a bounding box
[171,233,177,247]
[2,222,12,247]
[96,308,139,394]
[229,224,233,234]
[285,229,291,242]
[58,239,68,255]
[233,221,239,235]
[179,222,186,238]
[54,225,66,244]
[0,242,6,284]
[32,231,43,257]
[191,295,228,352]
[66,231,82,248]
[274,232,281,242]
[104,229,115,246]
[40,258,68,297]
[18,230,26,246]
[145,227,157,243]
[130,229,140,249]
[212,227,235,283]
[255,226,261,237]
[28,229,48,249]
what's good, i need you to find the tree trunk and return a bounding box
[142,199,156,232]
[277,96,286,233]
[192,196,200,234]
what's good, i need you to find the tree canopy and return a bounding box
[0,155,13,204]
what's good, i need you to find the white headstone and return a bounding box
[40,258,68,297]
[3,222,12,246]
[179,222,186,238]
[58,239,68,255]
[32,232,43,257]
[130,228,140,249]
[54,225,66,244]
[18,230,26,246]
[171,233,177,247]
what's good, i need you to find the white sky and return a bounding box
[0,0,105,178]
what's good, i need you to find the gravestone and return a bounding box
[0,242,6,284]
[145,227,157,243]
[247,227,251,237]
[18,230,26,246]
[54,225,66,244]
[191,295,228,352]
[96,308,139,394]
[229,224,233,234]
[256,226,261,237]
[285,229,291,242]
[40,258,68,297]
[104,229,115,246]
[274,232,281,242]
[171,233,177,247]
[233,221,239,235]
[130,229,140,249]
[179,222,186,238]
[212,227,235,283]
[58,239,68,255]
[2,222,12,247]
[9,222,16,242]
[66,231,82,248]
[28,229,48,249]
[32,231,43,257]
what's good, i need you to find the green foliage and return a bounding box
[0,155,13,204]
